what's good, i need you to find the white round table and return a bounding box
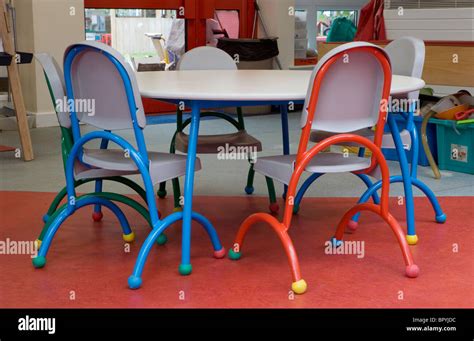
[136,70,425,102]
[135,69,425,268]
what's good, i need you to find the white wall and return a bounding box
[384,8,474,41]
[385,7,474,95]
[14,0,85,127]
[257,0,296,69]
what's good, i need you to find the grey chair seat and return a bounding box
[75,148,201,184]
[254,152,371,185]
[310,127,411,149]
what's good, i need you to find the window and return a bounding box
[317,10,358,38]
[84,8,183,64]
[115,9,157,18]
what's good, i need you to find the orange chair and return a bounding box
[228,42,419,294]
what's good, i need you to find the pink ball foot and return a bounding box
[405,264,420,278]
[213,247,226,259]
[347,220,358,233]
[92,211,103,222]
[269,203,279,215]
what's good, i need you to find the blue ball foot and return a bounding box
[128,275,142,289]
[245,186,254,195]
[42,214,49,224]
[436,213,447,224]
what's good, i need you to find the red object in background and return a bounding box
[85,0,255,114]
[354,0,386,41]
[0,145,16,153]
[100,34,112,46]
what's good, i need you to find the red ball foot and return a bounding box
[269,203,279,214]
[213,248,226,259]
[92,211,103,222]
[405,264,420,278]
[347,220,358,233]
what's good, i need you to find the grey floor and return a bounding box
[1,112,473,197]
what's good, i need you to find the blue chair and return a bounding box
[34,53,168,248]
[32,42,224,284]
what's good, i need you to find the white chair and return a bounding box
[229,42,419,294]
[158,46,262,210]
[310,37,425,150]
[385,36,425,101]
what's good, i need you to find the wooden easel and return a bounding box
[0,0,33,161]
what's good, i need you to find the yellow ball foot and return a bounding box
[291,279,307,295]
[173,207,183,212]
[34,239,42,249]
[123,231,135,243]
[406,234,418,245]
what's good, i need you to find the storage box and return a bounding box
[382,114,437,167]
[431,118,474,174]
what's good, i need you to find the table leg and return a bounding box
[179,101,201,276]
[387,114,417,244]
[280,104,290,197]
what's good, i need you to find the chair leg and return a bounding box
[157,182,167,199]
[33,197,134,269]
[348,176,446,234]
[245,158,256,195]
[228,212,307,294]
[128,210,225,289]
[293,173,323,214]
[411,177,446,223]
[172,178,182,211]
[39,179,166,247]
[333,203,419,279]
[128,218,171,289]
[191,211,225,258]
[158,129,180,200]
[265,176,279,214]
[92,179,104,222]
[42,185,69,223]
[292,172,379,216]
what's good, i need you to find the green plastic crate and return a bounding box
[431,118,474,174]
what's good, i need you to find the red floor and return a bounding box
[0,191,472,308]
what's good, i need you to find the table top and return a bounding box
[136,70,425,102]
